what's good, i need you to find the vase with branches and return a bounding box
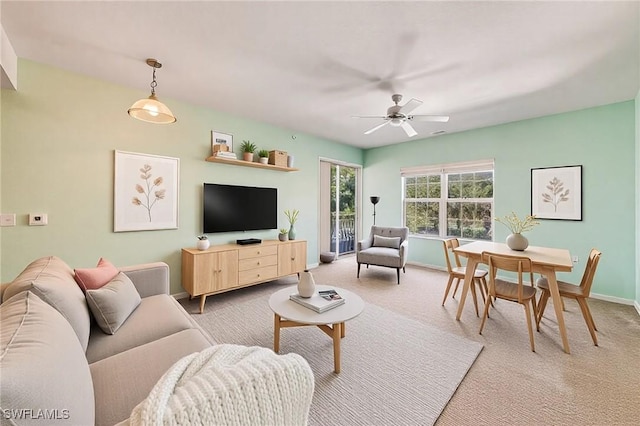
[495,212,539,251]
[285,209,299,240]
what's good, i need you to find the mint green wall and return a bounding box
[0,60,362,294]
[364,102,637,301]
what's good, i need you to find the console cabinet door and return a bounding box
[185,250,239,296]
[278,241,307,276]
[213,250,239,291]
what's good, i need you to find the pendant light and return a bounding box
[128,58,177,124]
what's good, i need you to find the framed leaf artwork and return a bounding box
[531,165,582,221]
[114,150,180,231]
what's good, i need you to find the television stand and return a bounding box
[236,238,262,245]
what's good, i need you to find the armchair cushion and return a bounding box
[373,235,401,249]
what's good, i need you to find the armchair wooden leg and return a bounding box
[396,268,400,284]
[357,263,361,278]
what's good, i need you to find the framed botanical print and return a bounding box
[531,165,582,220]
[114,150,179,231]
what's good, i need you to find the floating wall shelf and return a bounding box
[205,156,299,172]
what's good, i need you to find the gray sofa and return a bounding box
[356,226,409,284]
[0,256,314,425]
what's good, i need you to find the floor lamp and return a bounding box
[370,196,380,225]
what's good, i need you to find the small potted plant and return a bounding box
[240,140,257,162]
[258,149,269,165]
[196,235,210,250]
[278,228,288,242]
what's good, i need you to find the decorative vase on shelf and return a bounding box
[288,225,296,240]
[506,233,528,251]
[287,155,294,168]
[197,238,210,251]
[297,270,315,298]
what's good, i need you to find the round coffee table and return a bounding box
[268,285,364,373]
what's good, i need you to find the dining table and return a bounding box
[454,241,574,354]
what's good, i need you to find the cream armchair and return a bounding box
[356,226,409,284]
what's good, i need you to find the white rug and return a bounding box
[188,294,483,425]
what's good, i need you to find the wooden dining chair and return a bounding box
[441,238,489,317]
[479,252,539,352]
[536,248,602,346]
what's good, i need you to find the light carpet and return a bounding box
[188,289,483,426]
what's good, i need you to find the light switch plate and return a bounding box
[0,214,16,227]
[29,213,48,226]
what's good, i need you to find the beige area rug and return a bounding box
[184,284,483,425]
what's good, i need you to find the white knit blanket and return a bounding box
[120,344,314,426]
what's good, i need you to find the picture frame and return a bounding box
[531,165,582,221]
[211,130,233,154]
[114,150,179,232]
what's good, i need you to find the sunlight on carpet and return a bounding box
[190,294,483,425]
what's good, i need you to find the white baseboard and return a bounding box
[634,300,640,316]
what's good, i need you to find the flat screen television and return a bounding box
[203,183,277,233]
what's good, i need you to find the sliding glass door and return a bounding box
[320,160,361,258]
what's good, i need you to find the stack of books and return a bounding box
[290,289,344,313]
[213,151,237,160]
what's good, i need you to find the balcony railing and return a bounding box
[330,212,356,255]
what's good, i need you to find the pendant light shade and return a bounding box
[128,59,176,124]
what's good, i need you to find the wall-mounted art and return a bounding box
[531,165,582,221]
[114,150,179,232]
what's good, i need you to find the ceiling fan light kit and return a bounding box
[353,93,449,137]
[128,59,177,124]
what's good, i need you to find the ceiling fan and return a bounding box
[352,94,449,137]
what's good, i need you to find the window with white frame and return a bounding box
[402,160,494,240]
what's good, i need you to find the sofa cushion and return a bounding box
[373,235,401,249]
[74,257,120,291]
[90,329,212,426]
[0,291,95,425]
[86,272,141,335]
[86,294,212,363]
[2,256,91,351]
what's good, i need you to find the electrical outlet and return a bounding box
[29,213,48,226]
[572,255,579,263]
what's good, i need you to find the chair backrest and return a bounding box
[482,251,534,303]
[578,248,602,296]
[369,226,409,243]
[442,238,462,273]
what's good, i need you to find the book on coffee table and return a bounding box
[290,291,345,313]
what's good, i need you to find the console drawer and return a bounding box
[238,265,278,285]
[238,254,278,271]
[238,245,278,259]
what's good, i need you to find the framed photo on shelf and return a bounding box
[114,150,180,232]
[531,165,582,221]
[211,130,233,154]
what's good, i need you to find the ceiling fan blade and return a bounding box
[400,121,417,137]
[352,115,388,119]
[398,98,423,115]
[409,115,450,123]
[364,121,390,135]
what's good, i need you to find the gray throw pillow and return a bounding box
[3,256,91,351]
[0,291,95,425]
[373,235,401,249]
[86,272,141,334]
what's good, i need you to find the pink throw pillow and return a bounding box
[74,258,119,292]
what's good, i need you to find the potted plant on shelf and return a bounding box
[285,209,299,240]
[258,149,269,165]
[278,228,288,242]
[240,140,257,162]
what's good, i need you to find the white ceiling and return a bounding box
[2,1,639,148]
